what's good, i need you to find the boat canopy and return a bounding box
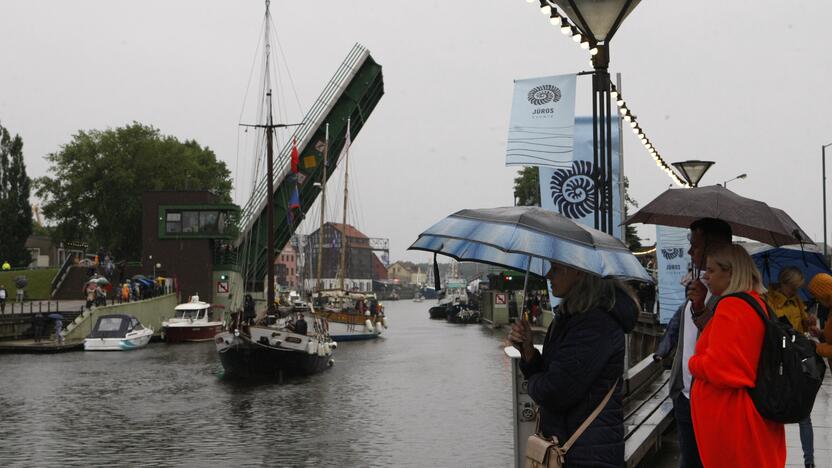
[89,314,145,338]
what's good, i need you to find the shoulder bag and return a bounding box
[524,379,618,468]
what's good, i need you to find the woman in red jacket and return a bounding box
[688,244,785,467]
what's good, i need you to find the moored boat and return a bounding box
[84,314,154,351]
[313,290,387,341]
[162,294,224,343]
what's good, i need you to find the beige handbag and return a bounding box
[524,379,618,468]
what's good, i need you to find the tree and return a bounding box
[0,122,33,267]
[623,177,643,251]
[35,122,233,260]
[513,167,540,206]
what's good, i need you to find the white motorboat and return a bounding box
[162,295,224,342]
[84,314,154,351]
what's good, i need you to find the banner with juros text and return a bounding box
[655,225,691,324]
[506,74,577,168]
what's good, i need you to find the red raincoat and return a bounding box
[688,292,785,468]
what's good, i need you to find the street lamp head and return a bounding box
[671,160,715,187]
[737,173,747,180]
[549,0,642,43]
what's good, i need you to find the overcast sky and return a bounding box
[2,1,831,263]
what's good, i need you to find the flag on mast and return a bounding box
[291,137,299,174]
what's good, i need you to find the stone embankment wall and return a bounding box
[63,293,179,341]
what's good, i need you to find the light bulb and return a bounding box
[580,40,590,49]
[541,5,551,15]
[590,47,599,56]
[549,16,560,25]
[561,23,572,35]
[617,98,625,107]
[610,90,618,99]
[629,121,637,128]
[572,32,582,43]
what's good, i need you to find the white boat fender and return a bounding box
[306,340,317,355]
[364,310,371,317]
[382,316,389,329]
[323,342,331,355]
[328,359,335,367]
[330,340,338,349]
[375,322,383,334]
[317,341,325,357]
[364,319,374,332]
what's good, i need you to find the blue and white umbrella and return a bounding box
[742,242,831,301]
[409,206,652,283]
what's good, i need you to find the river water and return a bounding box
[0,300,515,467]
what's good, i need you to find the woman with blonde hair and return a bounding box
[688,243,785,467]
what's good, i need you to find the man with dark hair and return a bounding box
[294,313,308,336]
[668,217,732,468]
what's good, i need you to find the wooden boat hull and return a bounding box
[163,324,224,343]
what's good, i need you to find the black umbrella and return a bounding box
[624,185,810,246]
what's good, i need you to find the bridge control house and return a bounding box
[141,191,238,305]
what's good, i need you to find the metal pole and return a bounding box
[616,73,626,241]
[824,144,828,259]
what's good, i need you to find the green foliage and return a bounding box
[623,177,643,251]
[0,122,33,267]
[513,167,540,207]
[0,268,57,300]
[35,122,233,260]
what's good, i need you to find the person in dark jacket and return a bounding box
[510,262,638,467]
[294,313,308,336]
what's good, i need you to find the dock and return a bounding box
[0,338,83,353]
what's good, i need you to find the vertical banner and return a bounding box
[538,116,622,240]
[506,74,577,167]
[655,225,691,324]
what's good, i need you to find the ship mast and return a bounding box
[316,124,329,292]
[338,119,351,291]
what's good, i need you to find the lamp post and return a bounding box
[670,160,714,188]
[543,0,642,234]
[723,173,747,188]
[823,143,832,258]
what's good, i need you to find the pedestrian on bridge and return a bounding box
[0,284,6,314]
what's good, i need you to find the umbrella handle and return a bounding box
[521,256,532,321]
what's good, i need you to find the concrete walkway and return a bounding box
[640,372,832,467]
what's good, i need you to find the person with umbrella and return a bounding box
[764,267,817,467]
[48,313,64,345]
[509,263,639,466]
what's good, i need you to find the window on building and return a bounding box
[199,211,219,234]
[182,211,199,233]
[166,212,182,233]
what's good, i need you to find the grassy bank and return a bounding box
[0,269,58,300]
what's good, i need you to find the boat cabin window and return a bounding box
[97,317,124,332]
[175,309,204,319]
[129,318,144,331]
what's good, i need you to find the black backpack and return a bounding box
[721,292,826,423]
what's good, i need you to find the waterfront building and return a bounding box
[302,222,387,293]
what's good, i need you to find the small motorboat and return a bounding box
[446,305,481,324]
[84,314,154,351]
[162,294,224,342]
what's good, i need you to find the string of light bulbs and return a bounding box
[527,0,689,187]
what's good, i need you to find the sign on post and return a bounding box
[216,281,229,294]
[495,293,507,305]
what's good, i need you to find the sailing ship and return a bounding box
[308,120,389,341]
[215,1,335,379]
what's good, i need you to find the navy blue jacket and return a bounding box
[520,287,637,468]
